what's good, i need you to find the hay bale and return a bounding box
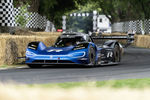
[13,28,33,35]
[103,32,127,36]
[4,39,18,65]
[134,35,150,48]
[0,33,60,66]
[11,28,62,36]
[0,38,6,65]
[33,32,61,36]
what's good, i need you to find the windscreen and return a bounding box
[54,36,86,47]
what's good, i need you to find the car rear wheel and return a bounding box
[113,44,121,62]
[88,45,96,66]
[27,64,42,68]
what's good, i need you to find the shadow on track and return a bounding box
[26,64,120,69]
[34,65,94,69]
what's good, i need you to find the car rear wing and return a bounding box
[91,33,135,48]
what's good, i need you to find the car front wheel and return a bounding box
[88,45,96,66]
[113,44,121,62]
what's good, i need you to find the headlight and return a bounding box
[28,46,37,50]
[26,51,37,57]
[69,52,86,58]
[28,42,38,50]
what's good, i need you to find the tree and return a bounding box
[95,0,150,22]
[38,0,87,28]
[15,3,31,28]
[14,0,39,12]
[14,0,150,26]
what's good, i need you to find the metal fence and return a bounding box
[112,19,150,34]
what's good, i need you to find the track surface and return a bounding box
[0,47,150,84]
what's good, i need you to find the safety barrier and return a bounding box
[112,20,150,34]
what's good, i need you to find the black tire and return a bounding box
[113,44,121,62]
[88,45,96,66]
[27,64,42,68]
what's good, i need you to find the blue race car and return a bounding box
[25,32,133,68]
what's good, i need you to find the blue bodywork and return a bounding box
[25,42,102,65]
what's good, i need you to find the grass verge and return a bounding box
[29,78,150,89]
[0,64,25,69]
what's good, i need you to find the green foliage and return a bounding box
[15,4,31,28]
[77,1,101,12]
[38,0,89,28]
[14,0,31,7]
[94,0,150,22]
[13,0,150,27]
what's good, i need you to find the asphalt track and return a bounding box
[0,47,150,84]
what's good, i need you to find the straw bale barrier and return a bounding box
[134,35,150,48]
[103,32,127,36]
[0,32,61,65]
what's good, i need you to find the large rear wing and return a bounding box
[91,33,135,48]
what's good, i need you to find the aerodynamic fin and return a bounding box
[91,33,135,48]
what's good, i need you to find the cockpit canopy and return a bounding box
[54,32,92,47]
